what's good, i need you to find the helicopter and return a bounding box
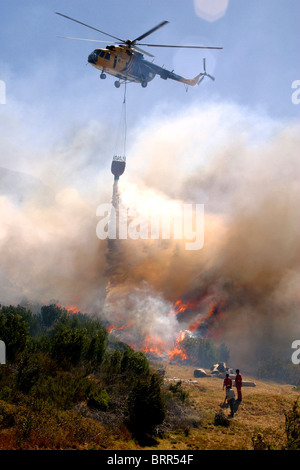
[56,12,222,88]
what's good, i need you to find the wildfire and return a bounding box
[168,330,188,361]
[140,334,166,357]
[107,323,132,333]
[57,302,81,315]
[105,295,226,363]
[169,298,201,316]
[169,346,187,361]
[107,324,117,333]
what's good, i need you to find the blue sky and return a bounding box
[1,0,299,130]
[0,0,299,187]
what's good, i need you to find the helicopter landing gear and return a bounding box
[141,81,148,88]
[114,80,121,88]
[100,72,106,79]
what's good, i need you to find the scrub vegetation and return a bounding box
[0,304,299,450]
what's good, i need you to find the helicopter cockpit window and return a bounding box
[104,52,111,60]
[98,51,105,58]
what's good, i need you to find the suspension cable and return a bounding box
[123,80,127,157]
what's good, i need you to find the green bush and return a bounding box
[31,372,93,410]
[168,381,189,403]
[16,351,56,394]
[121,347,149,376]
[127,372,166,438]
[85,331,107,365]
[285,398,300,450]
[87,386,111,411]
[0,307,29,362]
[50,326,88,368]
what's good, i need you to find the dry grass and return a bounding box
[142,363,300,450]
[0,363,299,450]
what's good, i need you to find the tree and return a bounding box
[0,306,29,362]
[182,337,218,368]
[85,330,107,364]
[50,326,88,368]
[40,304,65,329]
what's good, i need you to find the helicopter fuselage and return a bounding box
[87,45,204,88]
[88,45,156,86]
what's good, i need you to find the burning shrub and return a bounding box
[126,372,166,438]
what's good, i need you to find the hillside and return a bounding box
[0,361,298,450]
[0,304,299,450]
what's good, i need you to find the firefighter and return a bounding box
[226,385,236,417]
[222,373,232,406]
[235,369,242,401]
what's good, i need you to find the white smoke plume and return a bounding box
[0,102,299,369]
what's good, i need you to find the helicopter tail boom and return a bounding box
[158,69,203,87]
[179,73,203,87]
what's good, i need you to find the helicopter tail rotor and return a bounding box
[198,58,215,84]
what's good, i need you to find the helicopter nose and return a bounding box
[88,52,97,64]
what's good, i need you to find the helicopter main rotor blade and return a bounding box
[57,35,155,57]
[137,43,223,50]
[132,20,169,43]
[55,12,124,43]
[133,45,155,58]
[57,36,117,43]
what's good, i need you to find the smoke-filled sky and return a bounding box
[0,0,300,369]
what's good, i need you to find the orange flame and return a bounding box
[169,299,199,316]
[169,346,187,361]
[57,302,81,315]
[188,316,204,332]
[168,330,188,361]
[141,334,166,356]
[107,323,132,333]
[107,324,117,333]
